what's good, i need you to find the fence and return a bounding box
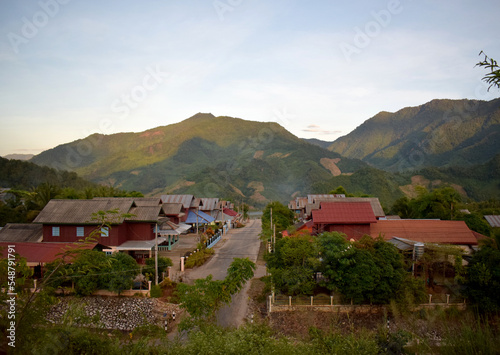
[267,293,467,313]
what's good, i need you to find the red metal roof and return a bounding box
[223,208,238,217]
[0,242,99,263]
[312,202,377,224]
[370,220,478,245]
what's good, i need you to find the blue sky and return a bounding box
[0,0,499,156]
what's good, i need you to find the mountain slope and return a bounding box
[328,98,500,171]
[31,114,367,207]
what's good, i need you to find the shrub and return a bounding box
[150,284,162,298]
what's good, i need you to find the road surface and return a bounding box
[184,219,264,327]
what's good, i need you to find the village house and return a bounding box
[303,200,481,251]
[32,197,188,264]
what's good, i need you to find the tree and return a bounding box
[145,256,173,282]
[464,244,500,312]
[317,233,408,304]
[261,201,294,240]
[476,51,500,91]
[105,252,140,295]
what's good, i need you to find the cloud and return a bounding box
[302,124,342,135]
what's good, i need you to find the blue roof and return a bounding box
[185,210,215,224]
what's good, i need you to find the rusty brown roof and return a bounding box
[371,220,478,245]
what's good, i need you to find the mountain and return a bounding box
[3,154,35,161]
[0,156,95,190]
[303,138,334,150]
[328,98,500,172]
[312,153,500,209]
[31,113,367,207]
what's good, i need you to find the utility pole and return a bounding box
[155,222,159,285]
[273,224,276,252]
[270,207,273,252]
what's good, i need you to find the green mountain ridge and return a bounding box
[328,98,500,171]
[31,114,367,207]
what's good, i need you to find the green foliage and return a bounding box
[144,256,173,281]
[150,284,162,298]
[261,201,295,239]
[441,319,500,355]
[476,51,500,91]
[464,244,500,312]
[176,258,255,329]
[456,212,493,236]
[184,248,214,269]
[309,327,380,354]
[105,252,140,295]
[316,233,408,304]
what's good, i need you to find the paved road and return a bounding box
[184,219,263,327]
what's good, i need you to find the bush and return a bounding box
[185,248,214,269]
[150,285,162,298]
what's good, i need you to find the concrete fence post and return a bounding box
[148,281,152,291]
[330,295,333,306]
[289,296,292,307]
[311,296,313,306]
[181,257,185,272]
[446,294,450,304]
[268,295,272,313]
[428,294,432,304]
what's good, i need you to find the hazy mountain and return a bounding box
[3,154,35,161]
[31,113,367,207]
[302,138,334,150]
[328,98,500,172]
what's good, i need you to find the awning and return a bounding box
[115,237,167,251]
[185,210,215,224]
[154,222,191,235]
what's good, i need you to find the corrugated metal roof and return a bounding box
[160,195,194,209]
[485,215,500,228]
[306,197,385,218]
[371,220,477,245]
[115,237,166,251]
[126,206,162,222]
[312,202,377,224]
[185,210,215,224]
[162,203,184,215]
[200,198,220,211]
[33,199,135,224]
[130,197,162,207]
[0,223,43,242]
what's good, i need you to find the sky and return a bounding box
[0,0,499,156]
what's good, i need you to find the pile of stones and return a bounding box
[46,296,181,331]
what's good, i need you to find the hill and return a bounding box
[31,114,367,207]
[312,154,500,210]
[2,154,35,161]
[328,98,500,172]
[0,156,95,191]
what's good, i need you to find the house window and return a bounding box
[52,226,60,237]
[76,227,84,237]
[101,227,109,237]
